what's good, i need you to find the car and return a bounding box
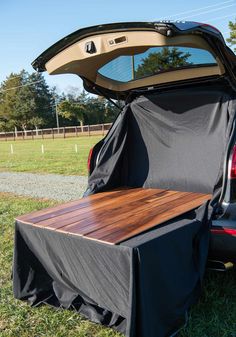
[32,20,236,270]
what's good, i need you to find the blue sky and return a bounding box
[0,0,236,93]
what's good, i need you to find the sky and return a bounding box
[0,0,236,93]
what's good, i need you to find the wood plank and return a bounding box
[58,190,187,235]
[68,192,205,239]
[16,188,131,223]
[27,188,135,223]
[16,188,211,245]
[86,194,210,244]
[34,188,166,228]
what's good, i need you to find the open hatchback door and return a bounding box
[32,21,236,100]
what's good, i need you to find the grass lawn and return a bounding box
[0,136,103,176]
[0,192,235,337]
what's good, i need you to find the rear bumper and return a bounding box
[209,227,236,262]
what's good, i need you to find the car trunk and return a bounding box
[86,82,235,197]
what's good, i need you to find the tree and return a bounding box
[104,100,121,123]
[0,70,55,131]
[30,116,44,130]
[135,47,191,78]
[57,88,119,126]
[0,71,34,131]
[226,20,236,52]
[57,100,85,127]
[0,71,120,132]
[85,96,107,124]
[57,89,89,127]
[27,72,55,128]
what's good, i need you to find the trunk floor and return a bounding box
[16,188,211,244]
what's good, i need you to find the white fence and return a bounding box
[0,123,112,141]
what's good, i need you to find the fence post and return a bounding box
[32,130,34,140]
[75,126,78,137]
[42,129,44,140]
[63,127,66,138]
[88,125,90,136]
[52,128,54,139]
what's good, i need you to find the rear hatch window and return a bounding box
[99,46,217,82]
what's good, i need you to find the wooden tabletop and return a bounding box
[16,188,211,245]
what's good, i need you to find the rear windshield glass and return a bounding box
[98,46,217,82]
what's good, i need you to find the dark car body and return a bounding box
[33,21,236,268]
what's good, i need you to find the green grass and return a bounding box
[0,136,103,175]
[0,193,236,337]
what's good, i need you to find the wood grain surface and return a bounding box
[16,188,211,245]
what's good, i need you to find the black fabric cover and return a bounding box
[13,85,236,337]
[13,207,210,337]
[86,86,235,195]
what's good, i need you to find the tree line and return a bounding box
[0,70,120,132]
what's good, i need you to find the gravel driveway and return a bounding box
[0,172,88,201]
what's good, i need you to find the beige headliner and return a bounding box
[45,30,225,91]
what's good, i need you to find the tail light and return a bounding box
[229,145,236,179]
[87,147,94,173]
[211,228,236,236]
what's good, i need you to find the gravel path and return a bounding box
[0,172,88,201]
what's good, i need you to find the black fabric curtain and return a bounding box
[86,85,236,196]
